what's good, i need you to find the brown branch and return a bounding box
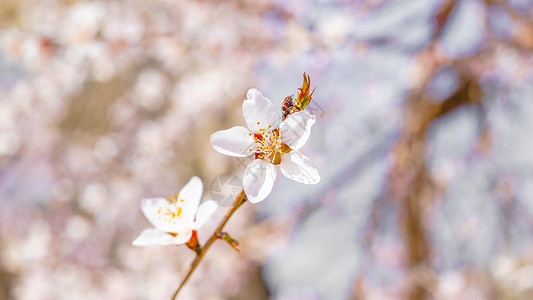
[387,2,488,295]
[434,0,457,39]
[389,69,483,300]
[171,189,247,299]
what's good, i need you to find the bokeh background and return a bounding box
[1,0,533,299]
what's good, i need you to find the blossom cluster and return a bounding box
[134,77,320,248]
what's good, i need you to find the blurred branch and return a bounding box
[482,0,533,52]
[500,0,533,51]
[171,189,247,299]
[0,267,14,300]
[384,1,496,298]
[434,0,457,39]
[390,67,484,299]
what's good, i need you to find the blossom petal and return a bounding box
[243,89,281,133]
[178,176,204,224]
[132,228,177,246]
[243,159,277,203]
[210,126,257,157]
[280,151,320,184]
[133,226,194,246]
[192,200,218,230]
[141,197,187,233]
[280,111,316,150]
[172,226,194,245]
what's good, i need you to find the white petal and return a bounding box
[243,89,281,133]
[210,126,257,157]
[178,176,204,224]
[280,151,320,184]
[192,200,218,230]
[172,226,194,245]
[280,111,316,150]
[243,159,277,203]
[132,228,176,246]
[141,198,188,233]
[133,227,194,246]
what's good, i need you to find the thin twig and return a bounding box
[171,189,247,299]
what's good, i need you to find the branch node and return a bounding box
[218,231,240,252]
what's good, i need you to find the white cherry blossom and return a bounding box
[133,176,217,246]
[210,89,320,203]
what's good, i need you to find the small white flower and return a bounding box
[132,176,217,246]
[210,89,320,203]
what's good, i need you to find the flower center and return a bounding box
[157,194,185,225]
[253,127,291,165]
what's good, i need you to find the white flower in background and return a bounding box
[210,89,320,203]
[133,176,217,246]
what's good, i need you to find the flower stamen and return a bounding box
[157,196,184,223]
[253,128,290,165]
